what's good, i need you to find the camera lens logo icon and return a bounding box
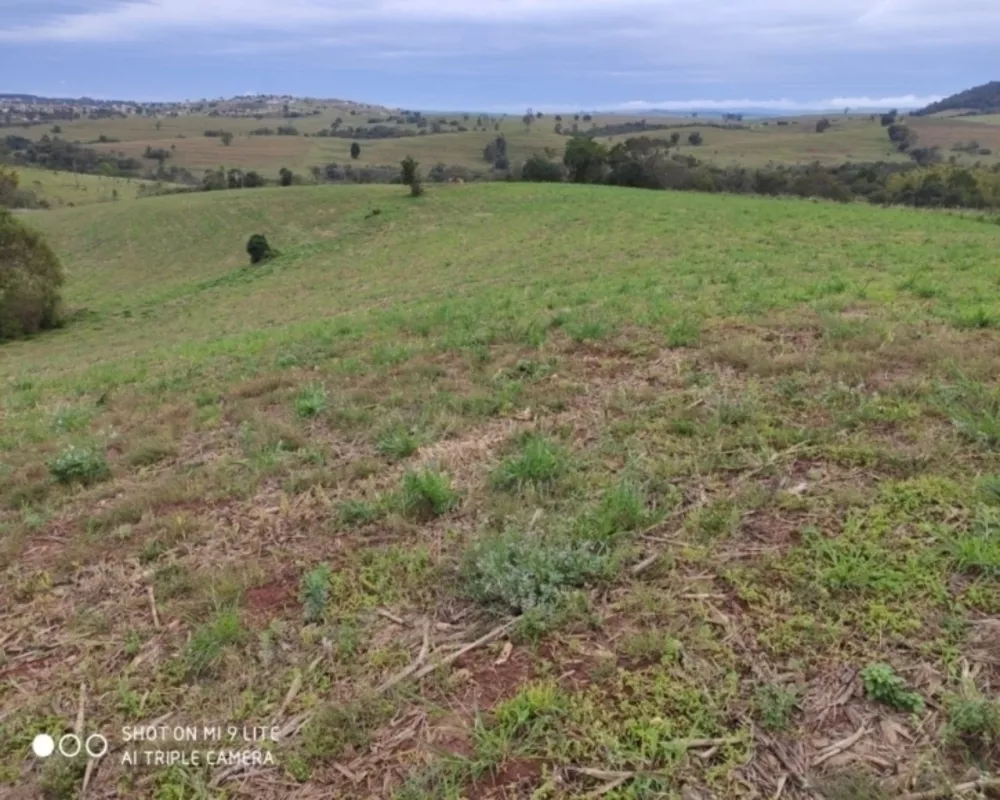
[32,733,108,760]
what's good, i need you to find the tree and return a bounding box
[0,167,18,206]
[521,154,564,182]
[815,118,832,133]
[563,137,609,183]
[220,131,233,146]
[554,122,563,135]
[400,156,423,196]
[51,125,61,135]
[688,131,703,146]
[880,109,898,127]
[669,132,681,146]
[0,209,65,341]
[350,142,361,160]
[888,123,917,152]
[279,167,294,186]
[243,171,265,188]
[523,109,534,130]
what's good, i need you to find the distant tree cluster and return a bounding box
[2,134,142,177]
[482,136,509,170]
[0,166,45,209]
[514,134,1000,211]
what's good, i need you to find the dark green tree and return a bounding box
[350,142,361,159]
[279,167,294,186]
[563,137,609,183]
[0,209,65,340]
[400,156,423,196]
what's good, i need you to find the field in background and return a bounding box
[12,108,999,184]
[12,166,160,207]
[3,183,1000,798]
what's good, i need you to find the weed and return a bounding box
[300,564,332,623]
[860,663,924,713]
[301,697,393,761]
[814,770,890,800]
[376,423,422,460]
[666,318,700,348]
[295,382,328,418]
[463,529,615,613]
[754,683,798,731]
[126,438,178,467]
[338,498,383,527]
[397,469,460,521]
[48,444,110,484]
[943,684,1000,755]
[620,630,682,666]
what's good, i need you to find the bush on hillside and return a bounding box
[0,209,65,341]
[246,234,276,265]
[400,156,423,196]
[521,155,565,182]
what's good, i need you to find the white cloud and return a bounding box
[614,94,944,112]
[3,0,1000,44]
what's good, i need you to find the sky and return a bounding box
[1,1,996,112]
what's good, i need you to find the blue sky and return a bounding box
[1,1,996,111]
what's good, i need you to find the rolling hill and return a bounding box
[912,80,1000,116]
[3,184,1000,798]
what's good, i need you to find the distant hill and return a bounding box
[911,81,1000,117]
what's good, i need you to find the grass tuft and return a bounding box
[491,433,568,492]
[398,469,460,521]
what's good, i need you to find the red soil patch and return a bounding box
[467,758,545,800]
[244,574,298,625]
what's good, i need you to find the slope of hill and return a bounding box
[912,80,1000,116]
[3,184,1000,798]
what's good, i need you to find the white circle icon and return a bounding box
[31,735,55,758]
[85,734,109,759]
[58,734,82,758]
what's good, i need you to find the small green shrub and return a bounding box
[300,564,332,623]
[463,529,615,613]
[754,683,798,731]
[860,663,923,712]
[246,233,275,265]
[49,444,110,485]
[398,469,460,521]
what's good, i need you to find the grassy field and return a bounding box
[11,166,159,207]
[20,109,999,179]
[3,183,1000,799]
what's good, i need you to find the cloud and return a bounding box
[613,94,945,112]
[3,0,1000,44]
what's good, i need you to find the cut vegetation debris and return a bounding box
[3,182,1000,799]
